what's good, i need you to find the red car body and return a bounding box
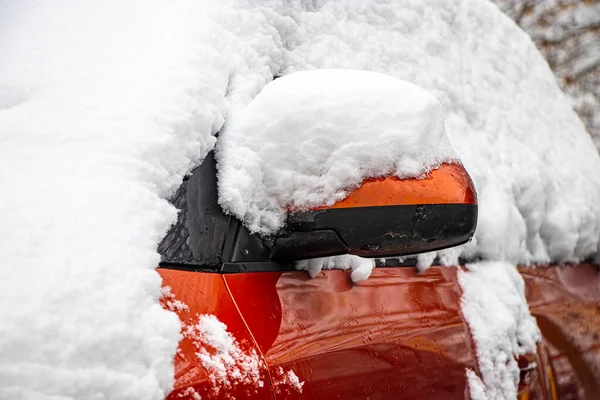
[158,263,600,399]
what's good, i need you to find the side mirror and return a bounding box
[269,162,477,261]
[160,68,479,269]
[158,152,477,270]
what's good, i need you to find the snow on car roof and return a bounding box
[1,0,599,398]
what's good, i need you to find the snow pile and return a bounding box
[187,315,265,395]
[492,0,600,148]
[217,69,457,233]
[0,0,282,398]
[458,262,541,399]
[297,254,376,282]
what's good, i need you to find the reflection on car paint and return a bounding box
[158,270,272,400]
[224,267,477,399]
[521,264,600,400]
[158,263,600,399]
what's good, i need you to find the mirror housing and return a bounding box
[158,153,477,271]
[269,163,477,261]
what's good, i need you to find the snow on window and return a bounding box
[217,69,457,234]
[458,262,541,399]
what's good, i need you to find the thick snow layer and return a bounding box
[458,262,541,399]
[297,254,376,282]
[218,0,600,266]
[0,0,282,398]
[217,69,457,233]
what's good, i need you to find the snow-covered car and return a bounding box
[3,2,600,400]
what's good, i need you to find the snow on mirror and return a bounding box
[218,69,457,232]
[216,69,478,266]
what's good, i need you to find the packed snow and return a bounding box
[186,314,265,395]
[0,0,281,398]
[160,289,303,398]
[217,69,457,234]
[2,0,600,399]
[216,0,600,267]
[458,262,541,399]
[272,367,305,395]
[297,254,376,282]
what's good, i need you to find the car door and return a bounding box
[224,266,478,399]
[158,268,274,400]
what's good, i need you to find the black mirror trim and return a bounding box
[270,203,477,261]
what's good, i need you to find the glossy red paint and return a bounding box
[224,266,478,399]
[520,264,600,400]
[157,269,273,400]
[158,263,600,399]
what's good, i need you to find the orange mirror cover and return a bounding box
[314,162,477,210]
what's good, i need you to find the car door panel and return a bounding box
[158,268,273,400]
[224,266,477,399]
[157,264,600,400]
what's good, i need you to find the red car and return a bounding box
[157,152,600,399]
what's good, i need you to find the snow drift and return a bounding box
[459,262,541,399]
[0,0,281,398]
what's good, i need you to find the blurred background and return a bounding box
[493,0,600,148]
